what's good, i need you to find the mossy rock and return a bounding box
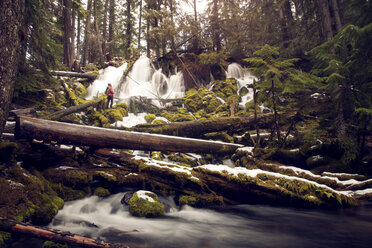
[179,195,198,206]
[161,109,195,122]
[212,78,238,101]
[129,190,165,217]
[184,88,222,114]
[31,195,64,225]
[93,187,110,197]
[104,108,124,123]
[167,153,199,167]
[145,114,156,123]
[151,151,164,161]
[153,119,166,125]
[88,112,110,127]
[203,132,234,143]
[112,103,129,116]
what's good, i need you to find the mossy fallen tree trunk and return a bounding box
[131,112,295,137]
[15,116,242,154]
[0,218,129,248]
[41,98,104,120]
[49,70,98,79]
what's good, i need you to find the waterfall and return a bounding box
[117,56,185,104]
[85,63,127,100]
[226,63,257,109]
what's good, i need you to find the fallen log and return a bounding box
[15,116,242,154]
[131,112,295,137]
[41,98,103,120]
[0,218,128,248]
[50,70,98,79]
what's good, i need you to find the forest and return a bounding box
[0,0,372,247]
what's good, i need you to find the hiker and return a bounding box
[105,83,114,108]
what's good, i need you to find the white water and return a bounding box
[117,56,185,105]
[226,63,257,110]
[85,63,128,100]
[49,192,372,248]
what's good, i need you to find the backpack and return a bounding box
[105,87,109,96]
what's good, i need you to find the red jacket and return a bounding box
[106,86,114,96]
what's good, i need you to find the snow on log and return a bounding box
[50,70,98,79]
[15,116,243,154]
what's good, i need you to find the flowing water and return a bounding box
[48,192,372,248]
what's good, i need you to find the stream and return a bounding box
[48,192,372,248]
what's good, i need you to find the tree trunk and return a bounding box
[0,219,129,248]
[76,6,81,60]
[41,98,103,120]
[316,0,333,41]
[330,0,343,33]
[279,0,294,48]
[82,0,93,67]
[108,0,115,56]
[102,0,109,57]
[211,0,221,52]
[125,0,132,59]
[138,0,143,55]
[0,0,24,137]
[71,2,76,61]
[63,0,73,68]
[131,113,292,138]
[93,0,105,67]
[15,117,242,154]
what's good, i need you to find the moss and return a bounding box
[179,195,198,206]
[161,109,195,122]
[0,141,18,162]
[151,151,164,161]
[129,191,165,217]
[112,103,129,116]
[167,153,199,167]
[153,119,166,125]
[93,187,110,197]
[212,78,238,101]
[42,241,68,248]
[184,88,222,114]
[145,114,156,123]
[104,108,124,123]
[0,232,11,247]
[203,132,234,143]
[88,112,110,127]
[50,183,87,201]
[31,195,64,225]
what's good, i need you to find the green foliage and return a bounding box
[311,23,372,138]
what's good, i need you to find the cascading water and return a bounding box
[85,63,128,100]
[117,56,185,104]
[226,63,256,109]
[48,192,372,248]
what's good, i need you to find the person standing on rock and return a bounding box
[105,83,114,109]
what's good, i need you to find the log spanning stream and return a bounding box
[47,192,372,248]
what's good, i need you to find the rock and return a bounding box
[121,191,135,205]
[128,190,165,217]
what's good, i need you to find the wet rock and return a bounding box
[128,190,165,217]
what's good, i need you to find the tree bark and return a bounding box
[41,98,103,120]
[138,0,143,55]
[131,112,293,138]
[125,0,132,59]
[0,0,24,137]
[63,0,73,68]
[330,0,343,33]
[93,0,105,67]
[102,0,109,57]
[317,0,333,41]
[108,0,116,55]
[0,219,128,248]
[82,0,93,67]
[15,117,242,154]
